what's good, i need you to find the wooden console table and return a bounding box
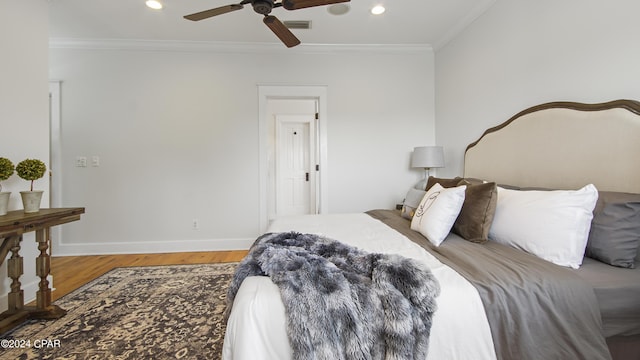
[0,207,84,334]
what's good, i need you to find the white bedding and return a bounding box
[222,213,497,360]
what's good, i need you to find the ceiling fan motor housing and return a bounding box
[252,0,274,14]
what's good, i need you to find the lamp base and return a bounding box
[414,179,427,190]
[413,167,432,190]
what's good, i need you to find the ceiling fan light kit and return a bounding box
[184,0,351,47]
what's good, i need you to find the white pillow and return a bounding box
[488,184,598,269]
[410,183,466,246]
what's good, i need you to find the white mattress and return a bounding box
[223,213,497,360]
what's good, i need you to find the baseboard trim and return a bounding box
[53,238,254,257]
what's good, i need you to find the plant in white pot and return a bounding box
[15,158,47,213]
[0,157,15,215]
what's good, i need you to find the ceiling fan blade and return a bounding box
[184,4,244,21]
[282,0,349,11]
[263,15,301,48]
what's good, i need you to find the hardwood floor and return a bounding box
[48,250,248,302]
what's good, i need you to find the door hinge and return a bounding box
[315,164,319,171]
[315,113,319,120]
[305,172,310,181]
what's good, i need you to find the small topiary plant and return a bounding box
[0,157,15,192]
[16,158,47,191]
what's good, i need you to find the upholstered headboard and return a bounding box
[464,100,640,193]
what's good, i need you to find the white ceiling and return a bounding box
[49,0,495,49]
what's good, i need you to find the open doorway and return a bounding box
[258,85,328,232]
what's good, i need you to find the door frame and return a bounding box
[49,80,63,250]
[258,85,328,232]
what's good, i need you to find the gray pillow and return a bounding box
[585,191,640,268]
[401,188,426,220]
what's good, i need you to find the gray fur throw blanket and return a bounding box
[226,231,441,360]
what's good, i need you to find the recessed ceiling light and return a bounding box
[327,3,350,15]
[146,0,163,10]
[371,5,385,15]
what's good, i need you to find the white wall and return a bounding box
[435,0,640,177]
[49,44,436,255]
[0,0,50,306]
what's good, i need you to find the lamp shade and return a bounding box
[411,146,444,169]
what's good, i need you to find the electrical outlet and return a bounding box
[75,156,87,167]
[192,219,199,230]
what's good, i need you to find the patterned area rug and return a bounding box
[2,262,238,359]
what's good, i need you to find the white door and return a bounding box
[275,114,316,216]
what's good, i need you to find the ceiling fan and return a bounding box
[184,0,350,48]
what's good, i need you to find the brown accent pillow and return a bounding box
[452,181,498,243]
[461,177,486,186]
[425,176,463,191]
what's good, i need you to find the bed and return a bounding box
[222,100,640,360]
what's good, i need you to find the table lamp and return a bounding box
[411,146,444,189]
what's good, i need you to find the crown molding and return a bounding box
[49,38,433,55]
